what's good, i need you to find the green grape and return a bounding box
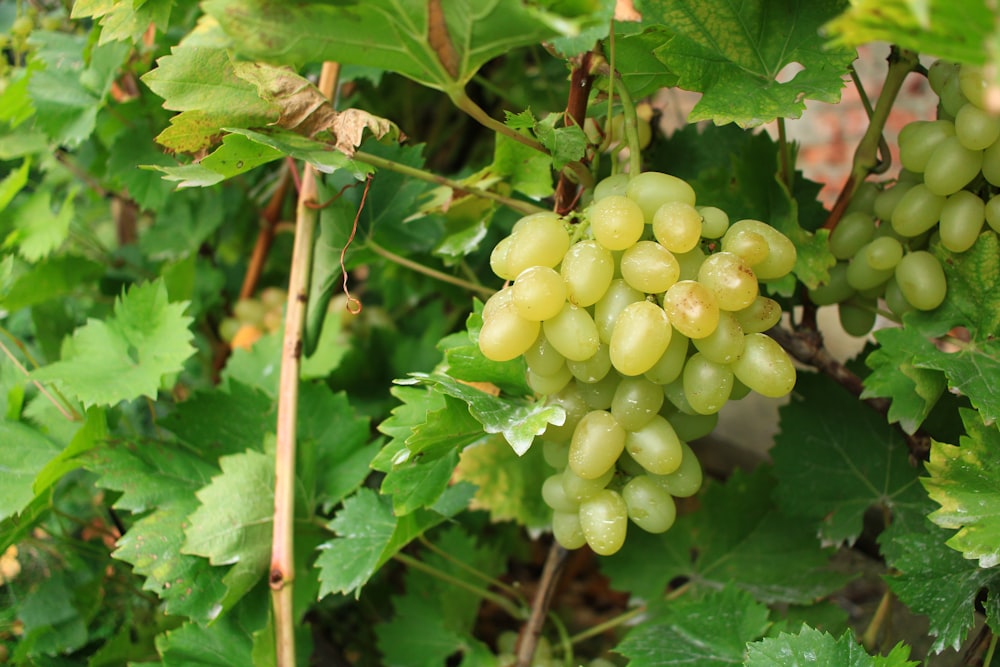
[663,280,720,339]
[939,68,970,117]
[569,410,626,479]
[506,212,571,274]
[864,236,904,271]
[895,251,947,310]
[527,365,573,395]
[890,184,945,237]
[846,249,894,291]
[732,296,782,333]
[562,464,615,502]
[846,181,880,215]
[986,194,1000,233]
[873,181,914,222]
[610,300,672,376]
[675,246,707,281]
[719,226,770,267]
[625,415,684,474]
[579,489,629,555]
[619,240,680,294]
[898,119,955,172]
[697,251,758,311]
[698,205,730,238]
[662,377,697,415]
[650,442,702,497]
[11,15,33,37]
[625,171,697,223]
[576,372,622,410]
[525,334,567,376]
[731,333,796,398]
[939,190,986,252]
[652,201,703,253]
[644,329,689,384]
[828,211,876,260]
[923,136,983,196]
[682,352,734,415]
[611,376,665,430]
[928,60,959,96]
[692,311,745,364]
[593,173,630,201]
[542,439,569,468]
[808,262,855,306]
[959,64,989,109]
[730,377,752,400]
[616,449,647,477]
[234,297,267,325]
[552,510,587,549]
[562,240,615,307]
[218,317,242,343]
[482,287,514,321]
[622,475,677,533]
[955,103,1000,150]
[543,303,601,361]
[542,473,579,512]
[479,303,541,361]
[594,279,644,343]
[884,277,916,317]
[664,409,718,441]
[723,220,796,280]
[838,300,876,337]
[541,385,589,443]
[608,113,653,149]
[567,343,612,383]
[588,195,646,251]
[260,287,287,310]
[983,139,1000,186]
[489,235,521,280]
[512,266,567,321]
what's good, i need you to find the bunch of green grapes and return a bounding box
[811,60,1000,335]
[219,287,287,350]
[479,171,798,556]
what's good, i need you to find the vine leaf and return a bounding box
[745,626,918,666]
[0,421,60,522]
[771,372,928,545]
[32,279,195,408]
[71,0,175,44]
[4,189,76,261]
[616,586,770,666]
[862,326,946,434]
[640,0,856,127]
[439,307,532,397]
[154,592,269,667]
[0,256,104,311]
[924,408,1000,568]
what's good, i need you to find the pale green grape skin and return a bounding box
[481,287,514,321]
[864,236,904,271]
[731,333,796,398]
[939,190,986,252]
[939,68,970,117]
[479,304,541,361]
[720,227,770,267]
[895,251,947,310]
[732,296,782,334]
[620,241,680,294]
[234,298,267,326]
[662,377,697,415]
[890,184,946,237]
[928,60,959,96]
[506,213,571,274]
[664,409,718,441]
[697,251,759,311]
[955,103,1000,150]
[729,377,752,400]
[561,465,615,503]
[543,303,601,361]
[923,136,983,196]
[723,220,796,280]
[829,211,876,260]
[625,171,697,223]
[594,279,645,343]
[846,250,895,291]
[682,352,734,415]
[873,181,914,222]
[610,300,673,376]
[698,206,730,238]
[986,195,1000,233]
[838,300,877,337]
[552,510,588,549]
[650,442,702,497]
[576,372,622,410]
[569,410,626,479]
[578,489,629,555]
[675,246,708,281]
[898,119,955,172]
[663,280,720,339]
[540,385,589,444]
[808,262,855,306]
[542,439,570,468]
[692,311,745,364]
[611,376,665,430]
[219,317,242,343]
[593,173,630,201]
[622,475,677,533]
[525,334,567,376]
[846,181,880,216]
[527,365,573,395]
[542,473,579,512]
[489,234,517,280]
[652,201,703,253]
[562,240,615,307]
[983,139,1000,186]
[884,277,916,317]
[589,195,646,251]
[512,266,567,321]
[644,329,689,384]
[567,343,612,383]
[625,414,684,474]
[959,64,988,109]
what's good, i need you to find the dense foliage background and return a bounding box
[2,1,1000,666]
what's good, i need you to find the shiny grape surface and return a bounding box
[479,170,797,556]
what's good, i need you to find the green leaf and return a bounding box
[602,467,849,604]
[863,326,947,434]
[224,128,369,178]
[33,407,107,495]
[492,133,554,199]
[607,27,680,99]
[71,0,174,44]
[440,308,531,397]
[0,158,29,213]
[924,408,1000,568]
[771,372,928,544]
[454,434,551,529]
[154,594,268,667]
[399,373,563,456]
[535,115,587,171]
[616,586,770,666]
[4,188,75,261]
[0,421,60,521]
[162,381,274,458]
[32,279,196,407]
[745,627,918,666]
[381,448,460,515]
[642,0,856,127]
[150,133,284,187]
[0,255,104,312]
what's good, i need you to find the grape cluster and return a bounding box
[479,171,798,556]
[219,287,287,350]
[812,60,1000,335]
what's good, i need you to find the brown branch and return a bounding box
[555,49,597,215]
[515,542,569,667]
[240,169,292,299]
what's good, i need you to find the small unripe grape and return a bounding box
[663,280,720,339]
[490,235,518,280]
[542,439,569,468]
[622,475,677,533]
[625,414,684,475]
[846,181,880,216]
[923,136,983,196]
[481,287,513,321]
[895,251,947,311]
[829,211,876,260]
[666,409,719,442]
[542,474,579,512]
[683,353,734,415]
[808,262,854,306]
[650,442,702,497]
[594,279,645,343]
[562,460,615,502]
[543,304,601,361]
[260,287,287,310]
[863,236,904,271]
[643,329,689,385]
[527,365,573,395]
[576,372,622,410]
[588,195,646,250]
[562,240,615,307]
[939,68,970,117]
[611,376,665,430]
[569,411,626,480]
[984,140,1000,186]
[662,377,697,415]
[625,171,697,223]
[928,60,959,96]
[552,510,587,549]
[507,212,571,273]
[525,334,567,376]
[479,304,540,361]
[541,385,589,444]
[891,184,945,237]
[593,173,630,201]
[234,298,267,326]
[898,119,955,172]
[698,206,729,238]
[723,220,796,280]
[720,227,770,267]
[579,489,629,555]
[873,181,914,222]
[675,246,707,281]
[512,266,567,321]
[732,296,782,333]
[838,300,877,337]
[731,333,796,398]
[939,190,986,253]
[567,343,612,383]
[610,300,672,376]
[884,277,916,317]
[959,64,989,109]
[955,103,1000,150]
[697,252,758,311]
[692,311,745,364]
[219,317,242,343]
[986,195,1000,233]
[652,201,703,253]
[620,241,680,294]
[846,249,894,291]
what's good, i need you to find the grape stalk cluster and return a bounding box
[478,171,798,556]
[812,60,1000,335]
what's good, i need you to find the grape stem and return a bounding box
[417,535,524,600]
[0,331,80,421]
[515,542,569,667]
[554,47,599,215]
[240,167,292,299]
[365,239,496,299]
[860,588,894,652]
[392,552,526,619]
